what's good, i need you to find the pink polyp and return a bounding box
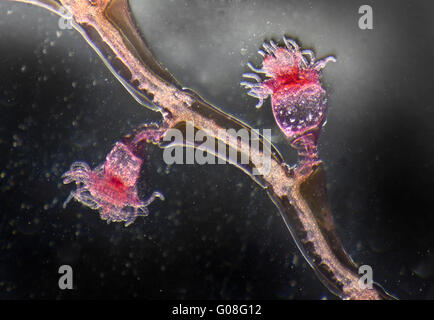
[241,37,335,163]
[62,141,163,226]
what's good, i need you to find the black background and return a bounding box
[0,0,433,299]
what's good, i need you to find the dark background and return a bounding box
[0,0,433,299]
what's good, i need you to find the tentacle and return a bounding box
[124,214,139,227]
[283,36,299,51]
[301,49,316,65]
[75,190,101,209]
[62,171,90,185]
[141,191,165,206]
[254,98,264,109]
[68,161,91,173]
[67,188,99,209]
[136,206,150,217]
[240,81,262,89]
[247,62,265,74]
[62,192,75,208]
[62,161,92,184]
[269,39,278,50]
[63,187,99,209]
[246,90,261,98]
[262,42,275,55]
[313,56,336,71]
[299,55,309,68]
[242,73,262,82]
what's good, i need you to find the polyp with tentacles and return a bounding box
[241,37,335,164]
[62,142,164,227]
